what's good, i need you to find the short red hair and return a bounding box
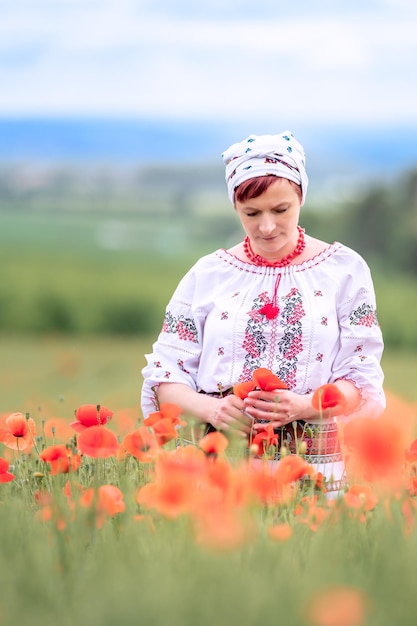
[234,175,302,204]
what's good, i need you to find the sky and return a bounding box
[1,0,417,128]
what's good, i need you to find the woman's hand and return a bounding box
[243,389,313,430]
[210,394,254,436]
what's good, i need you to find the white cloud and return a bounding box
[0,3,416,125]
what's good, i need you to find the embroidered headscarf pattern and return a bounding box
[222,131,309,206]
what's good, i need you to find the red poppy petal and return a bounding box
[0,472,15,483]
[311,384,346,411]
[77,426,119,458]
[252,368,288,391]
[74,404,113,427]
[233,381,256,399]
[198,432,229,455]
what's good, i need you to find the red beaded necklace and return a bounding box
[243,226,306,320]
[243,226,305,267]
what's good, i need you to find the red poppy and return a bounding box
[122,426,159,462]
[268,523,293,542]
[136,470,196,519]
[248,464,281,505]
[303,585,369,626]
[70,404,113,433]
[80,484,125,527]
[40,444,82,475]
[275,454,314,487]
[343,417,404,482]
[198,431,229,456]
[233,380,256,399]
[343,484,378,512]
[0,457,15,483]
[252,368,288,391]
[0,412,36,451]
[405,438,417,463]
[145,403,185,428]
[192,488,258,551]
[311,384,346,411]
[77,425,119,458]
[157,446,207,478]
[204,457,249,507]
[150,417,179,446]
[252,424,279,457]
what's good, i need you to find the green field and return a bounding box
[2,334,417,626]
[2,207,417,418]
[3,208,417,347]
[1,334,416,420]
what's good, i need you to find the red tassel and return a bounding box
[259,303,280,320]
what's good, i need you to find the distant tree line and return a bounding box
[1,162,417,276]
[301,168,417,277]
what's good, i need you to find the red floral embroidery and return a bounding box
[240,288,305,388]
[177,359,190,374]
[162,311,198,343]
[349,304,378,327]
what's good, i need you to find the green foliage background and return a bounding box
[2,163,417,347]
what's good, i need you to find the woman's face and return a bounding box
[234,178,302,261]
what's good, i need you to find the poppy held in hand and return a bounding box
[252,368,288,391]
[70,404,113,433]
[233,381,256,399]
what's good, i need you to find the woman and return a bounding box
[141,131,385,490]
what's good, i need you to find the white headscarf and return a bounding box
[222,130,308,206]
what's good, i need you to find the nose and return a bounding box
[258,215,275,235]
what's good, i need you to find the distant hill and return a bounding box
[1,117,417,197]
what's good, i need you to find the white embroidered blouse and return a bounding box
[141,242,385,418]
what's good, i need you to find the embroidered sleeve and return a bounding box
[330,262,385,413]
[141,269,205,418]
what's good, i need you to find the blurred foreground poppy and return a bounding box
[312,384,347,411]
[198,431,229,456]
[343,417,404,482]
[80,484,125,527]
[304,585,369,626]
